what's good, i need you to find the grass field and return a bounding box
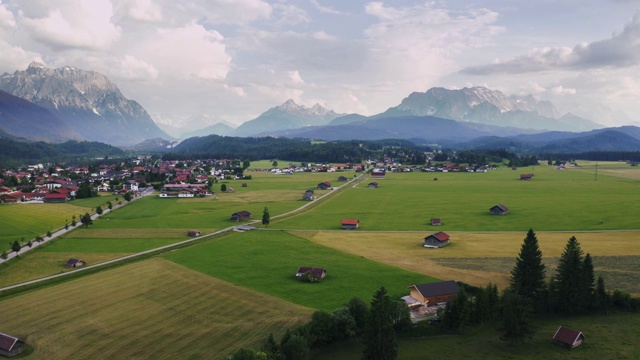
[0,258,313,359]
[300,230,640,293]
[314,312,640,359]
[0,203,92,241]
[273,165,640,231]
[163,230,437,312]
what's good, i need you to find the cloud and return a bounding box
[0,40,42,73]
[273,3,309,26]
[117,0,163,23]
[0,1,16,29]
[550,85,577,95]
[311,0,344,15]
[462,11,640,74]
[187,0,272,25]
[140,21,230,80]
[20,0,122,50]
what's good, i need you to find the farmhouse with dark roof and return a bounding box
[424,231,450,248]
[489,204,509,215]
[408,280,460,306]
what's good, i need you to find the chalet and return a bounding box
[552,326,585,349]
[337,176,348,182]
[230,210,252,222]
[295,267,327,281]
[187,230,201,237]
[44,192,68,203]
[0,186,11,194]
[0,193,20,203]
[65,259,86,268]
[368,182,379,188]
[430,218,442,226]
[408,280,460,306]
[489,204,509,215]
[123,180,139,192]
[317,181,331,190]
[520,174,534,180]
[424,231,450,248]
[341,219,360,230]
[0,332,26,357]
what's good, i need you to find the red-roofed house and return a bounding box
[341,219,360,229]
[317,181,332,190]
[187,230,201,237]
[0,332,26,357]
[552,326,585,349]
[520,174,534,180]
[424,231,450,248]
[44,192,68,203]
[65,259,85,268]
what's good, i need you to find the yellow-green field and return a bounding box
[299,230,640,293]
[0,258,313,359]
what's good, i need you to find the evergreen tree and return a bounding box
[262,207,270,227]
[498,290,535,345]
[123,192,132,202]
[11,240,21,254]
[362,287,397,360]
[441,288,470,332]
[96,206,103,216]
[347,297,370,335]
[510,229,546,312]
[81,212,93,228]
[593,276,610,313]
[221,183,227,192]
[552,236,586,314]
[583,253,595,308]
[280,334,309,360]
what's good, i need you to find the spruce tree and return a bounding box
[262,207,270,227]
[498,290,535,345]
[362,287,397,360]
[583,253,595,309]
[510,229,546,312]
[553,236,586,314]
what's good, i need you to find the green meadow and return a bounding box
[2,162,640,358]
[273,165,640,231]
[164,230,436,312]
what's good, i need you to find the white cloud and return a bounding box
[311,0,344,15]
[185,0,272,25]
[550,85,577,95]
[0,40,42,73]
[273,3,309,26]
[287,70,305,86]
[0,1,16,29]
[20,0,121,50]
[462,11,640,74]
[118,0,163,23]
[141,21,230,80]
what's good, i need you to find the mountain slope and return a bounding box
[0,62,170,145]
[232,100,343,137]
[0,89,82,142]
[380,86,602,132]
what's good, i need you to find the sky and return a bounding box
[0,0,639,130]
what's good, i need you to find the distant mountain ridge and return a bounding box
[379,86,601,131]
[232,99,343,136]
[0,62,170,145]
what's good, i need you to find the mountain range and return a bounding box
[0,62,170,145]
[2,61,640,155]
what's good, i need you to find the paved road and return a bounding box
[0,176,363,293]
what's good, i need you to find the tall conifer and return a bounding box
[553,236,586,314]
[510,229,546,311]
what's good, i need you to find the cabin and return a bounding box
[65,258,86,268]
[230,210,252,221]
[368,182,379,188]
[0,332,26,357]
[227,187,235,193]
[424,231,450,248]
[553,326,585,349]
[303,190,314,201]
[337,176,348,182]
[408,280,460,306]
[489,204,509,215]
[430,218,441,226]
[295,266,327,281]
[241,183,248,187]
[317,181,331,190]
[341,219,360,229]
[0,193,20,203]
[187,230,201,237]
[520,173,534,180]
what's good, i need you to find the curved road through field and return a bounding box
[0,175,365,293]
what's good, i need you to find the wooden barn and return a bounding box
[430,218,441,226]
[341,219,360,229]
[0,332,26,357]
[337,176,348,182]
[187,230,201,237]
[230,210,252,221]
[317,181,332,190]
[302,189,314,201]
[64,259,86,268]
[368,182,379,188]
[553,326,585,349]
[424,231,449,248]
[408,280,460,306]
[520,173,534,180]
[295,266,327,281]
[489,204,509,215]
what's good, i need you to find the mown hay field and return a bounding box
[273,164,640,231]
[0,203,93,240]
[164,230,437,312]
[301,230,640,294]
[0,258,313,360]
